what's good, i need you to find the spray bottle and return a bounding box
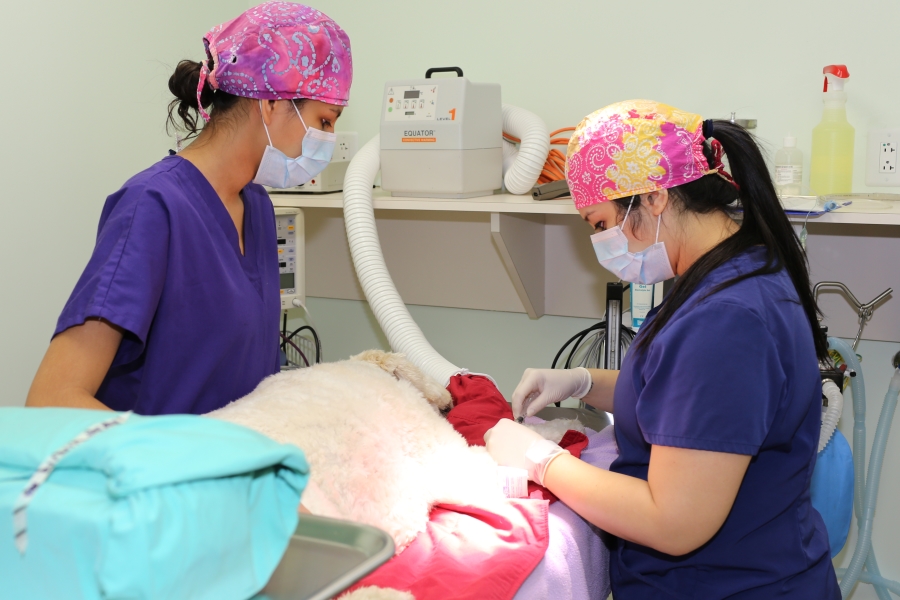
[810,65,854,195]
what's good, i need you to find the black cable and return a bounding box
[554,281,640,368]
[550,341,571,370]
[549,320,636,406]
[552,323,603,369]
[569,322,613,369]
[555,322,635,369]
[547,321,603,409]
[281,335,309,367]
[291,326,320,364]
[280,333,310,367]
[281,313,288,351]
[564,322,604,369]
[597,325,632,370]
[286,325,321,364]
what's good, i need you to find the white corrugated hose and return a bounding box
[501,104,550,195]
[819,379,844,453]
[342,106,549,386]
[342,135,461,386]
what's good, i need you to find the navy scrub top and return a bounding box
[55,155,280,415]
[609,247,840,599]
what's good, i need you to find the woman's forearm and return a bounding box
[543,445,751,556]
[543,453,674,552]
[579,369,618,414]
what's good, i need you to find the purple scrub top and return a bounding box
[55,155,280,415]
[609,247,840,599]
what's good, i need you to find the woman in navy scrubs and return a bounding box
[486,101,840,598]
[27,2,351,415]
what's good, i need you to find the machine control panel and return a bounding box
[275,208,304,310]
[384,85,438,121]
[379,75,502,195]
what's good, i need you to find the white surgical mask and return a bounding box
[253,100,336,189]
[590,195,675,285]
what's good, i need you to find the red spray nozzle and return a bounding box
[823,65,850,92]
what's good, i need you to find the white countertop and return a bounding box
[270,188,576,214]
[269,189,900,225]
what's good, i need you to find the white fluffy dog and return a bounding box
[206,351,503,552]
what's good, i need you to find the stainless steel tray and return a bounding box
[536,406,611,433]
[252,514,394,600]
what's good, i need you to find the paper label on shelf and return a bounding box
[775,165,802,185]
[631,283,655,329]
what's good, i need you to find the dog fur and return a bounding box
[206,351,502,552]
[350,350,453,413]
[527,418,585,443]
[338,586,414,600]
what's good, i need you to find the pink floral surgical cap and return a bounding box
[197,1,352,121]
[566,100,716,209]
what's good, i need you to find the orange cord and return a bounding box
[503,127,576,185]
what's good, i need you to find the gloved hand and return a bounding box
[484,419,570,485]
[511,367,592,420]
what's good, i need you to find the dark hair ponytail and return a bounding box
[166,59,240,140]
[628,120,828,361]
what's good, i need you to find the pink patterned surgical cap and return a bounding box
[566,100,715,209]
[197,1,352,122]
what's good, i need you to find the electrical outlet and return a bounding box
[331,132,358,163]
[880,141,897,173]
[866,128,900,186]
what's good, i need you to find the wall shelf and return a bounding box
[785,210,900,226]
[271,190,578,317]
[272,189,899,341]
[271,189,579,215]
[270,190,900,226]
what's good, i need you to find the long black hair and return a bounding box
[619,120,828,361]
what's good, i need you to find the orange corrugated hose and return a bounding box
[503,127,576,185]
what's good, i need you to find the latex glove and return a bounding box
[484,419,569,485]
[511,367,592,420]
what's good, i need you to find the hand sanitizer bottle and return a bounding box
[774,135,803,196]
[810,65,854,195]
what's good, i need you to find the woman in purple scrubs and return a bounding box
[26,2,352,415]
[486,101,840,598]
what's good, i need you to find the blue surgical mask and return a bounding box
[253,100,336,189]
[590,195,675,285]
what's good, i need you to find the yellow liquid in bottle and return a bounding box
[810,104,854,195]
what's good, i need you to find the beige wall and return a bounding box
[1,0,899,596]
[0,0,248,406]
[315,0,900,195]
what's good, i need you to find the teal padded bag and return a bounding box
[0,407,309,600]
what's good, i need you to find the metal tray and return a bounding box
[252,514,394,600]
[536,406,611,433]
